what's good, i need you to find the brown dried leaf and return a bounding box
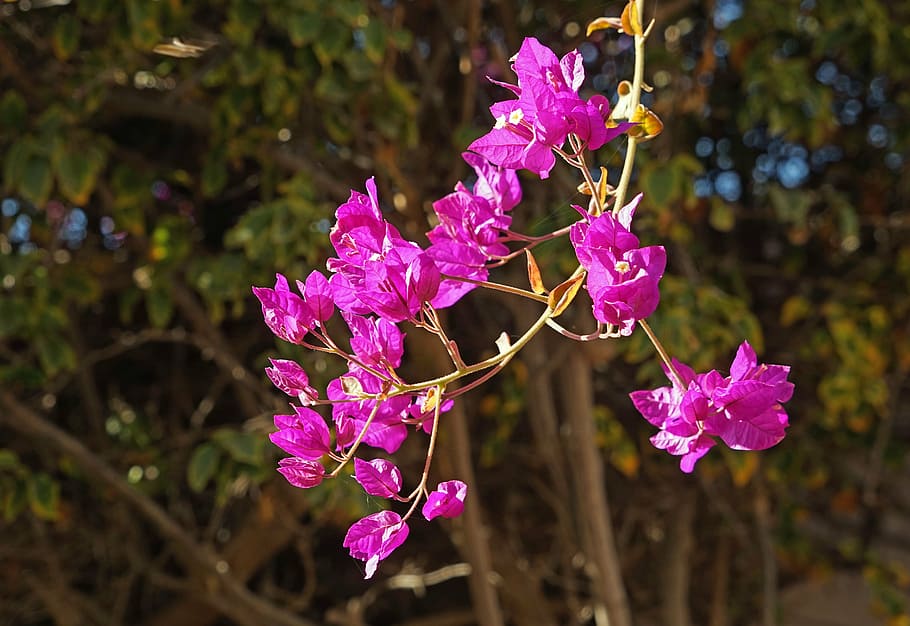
[525,249,547,295]
[548,273,585,317]
[586,16,623,37]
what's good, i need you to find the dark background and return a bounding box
[1,0,909,624]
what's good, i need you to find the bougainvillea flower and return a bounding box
[343,312,405,374]
[270,407,332,460]
[327,369,410,454]
[265,358,318,405]
[343,511,410,579]
[327,178,441,322]
[296,270,334,323]
[422,480,468,520]
[427,153,520,308]
[571,195,665,334]
[354,458,403,499]
[469,37,633,178]
[252,274,315,344]
[630,342,793,472]
[277,457,325,489]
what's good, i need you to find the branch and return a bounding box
[0,390,322,626]
[558,353,632,626]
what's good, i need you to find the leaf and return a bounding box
[586,16,623,37]
[201,150,228,197]
[641,164,679,208]
[187,442,220,493]
[0,450,20,470]
[620,0,643,36]
[213,429,264,466]
[0,91,27,132]
[548,273,586,317]
[525,250,546,295]
[709,198,735,232]
[35,334,77,377]
[145,284,174,329]
[27,473,60,521]
[20,156,54,206]
[52,14,81,60]
[287,13,323,46]
[3,479,27,522]
[55,144,106,204]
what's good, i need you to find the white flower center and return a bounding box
[508,109,525,125]
[614,260,631,274]
[494,114,507,129]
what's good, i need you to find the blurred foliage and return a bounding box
[1,0,909,624]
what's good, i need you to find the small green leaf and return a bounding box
[52,14,81,60]
[35,334,77,377]
[3,479,27,522]
[641,164,679,208]
[145,284,174,329]
[287,13,323,46]
[213,429,265,466]
[3,140,31,191]
[20,156,54,206]
[0,91,27,132]
[201,151,228,198]
[55,144,106,204]
[709,198,735,232]
[187,443,221,493]
[27,473,60,521]
[0,450,21,471]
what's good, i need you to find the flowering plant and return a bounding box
[254,0,792,578]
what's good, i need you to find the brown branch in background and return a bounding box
[143,482,313,626]
[662,486,695,626]
[169,280,264,420]
[709,532,731,626]
[559,353,632,626]
[0,390,322,626]
[753,475,777,626]
[459,0,482,128]
[405,315,505,626]
[513,305,583,619]
[444,398,506,626]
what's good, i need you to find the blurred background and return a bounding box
[1,0,909,624]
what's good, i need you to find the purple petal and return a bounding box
[277,457,325,488]
[422,480,468,520]
[354,458,403,498]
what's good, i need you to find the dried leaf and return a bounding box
[586,16,622,37]
[525,250,546,295]
[548,273,585,317]
[340,375,364,396]
[620,0,643,37]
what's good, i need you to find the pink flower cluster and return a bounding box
[252,35,793,579]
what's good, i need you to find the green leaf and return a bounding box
[287,13,323,46]
[3,140,31,191]
[0,91,27,132]
[213,429,265,466]
[52,13,81,60]
[55,144,107,204]
[641,164,680,208]
[201,150,228,198]
[3,478,27,522]
[145,284,174,329]
[187,442,221,493]
[27,473,60,521]
[0,297,27,337]
[314,19,350,64]
[126,0,161,49]
[363,18,386,64]
[0,450,21,471]
[20,156,54,206]
[35,334,77,377]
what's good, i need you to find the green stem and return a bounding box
[612,2,647,215]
